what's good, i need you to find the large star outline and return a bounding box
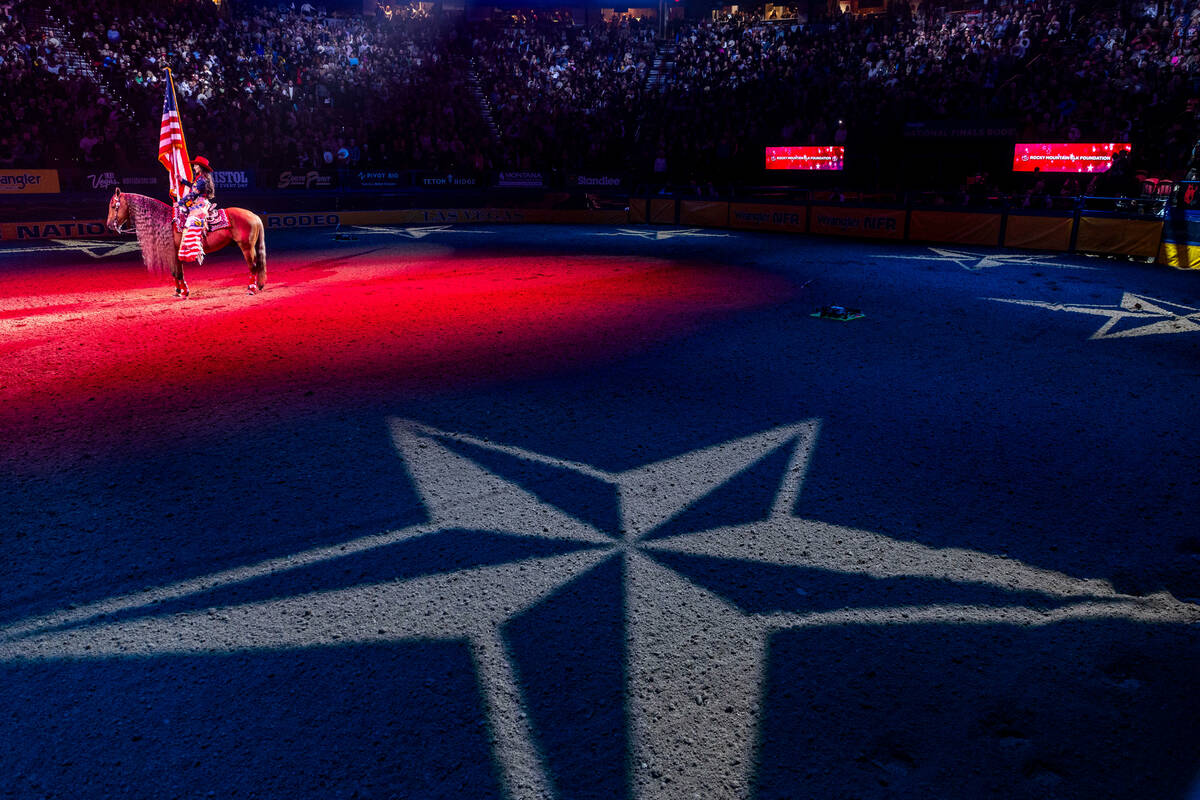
[989,291,1200,339]
[1,419,1195,800]
[880,246,1092,272]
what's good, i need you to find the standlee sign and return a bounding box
[572,174,624,188]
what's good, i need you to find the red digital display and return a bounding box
[1012,143,1131,173]
[766,146,844,170]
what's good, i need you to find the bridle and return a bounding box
[109,193,134,234]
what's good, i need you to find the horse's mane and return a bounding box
[124,193,176,276]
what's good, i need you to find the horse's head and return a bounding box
[106,187,132,234]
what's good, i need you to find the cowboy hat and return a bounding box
[191,156,212,172]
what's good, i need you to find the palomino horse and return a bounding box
[106,188,266,297]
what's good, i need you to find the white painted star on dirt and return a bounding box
[880,246,1091,272]
[595,228,731,240]
[988,292,1200,339]
[350,225,494,239]
[1,420,1195,800]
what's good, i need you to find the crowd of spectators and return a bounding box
[471,13,654,172]
[0,0,1196,196]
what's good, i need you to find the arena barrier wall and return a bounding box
[809,206,906,239]
[909,210,1003,246]
[628,198,648,224]
[1157,211,1200,269]
[679,200,730,228]
[1074,215,1163,259]
[0,219,112,240]
[266,208,630,230]
[1003,213,1075,251]
[649,199,678,225]
[727,203,807,233]
[5,201,1174,267]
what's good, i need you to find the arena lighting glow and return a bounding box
[1012,143,1131,173]
[0,250,791,469]
[765,146,845,170]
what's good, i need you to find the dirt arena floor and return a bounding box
[1,223,1198,800]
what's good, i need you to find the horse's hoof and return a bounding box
[246,284,257,295]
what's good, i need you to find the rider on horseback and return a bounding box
[177,156,216,265]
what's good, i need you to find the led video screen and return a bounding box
[765,146,845,170]
[1012,143,1131,173]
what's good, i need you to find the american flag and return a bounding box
[158,69,192,201]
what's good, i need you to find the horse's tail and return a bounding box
[253,216,267,278]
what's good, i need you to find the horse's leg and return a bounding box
[240,226,266,294]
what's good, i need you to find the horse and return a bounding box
[105,188,267,297]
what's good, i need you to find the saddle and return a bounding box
[173,206,230,235]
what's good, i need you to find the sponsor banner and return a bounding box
[417,173,480,189]
[265,213,343,230]
[497,171,545,189]
[570,174,625,189]
[679,200,729,228]
[0,219,111,240]
[74,171,161,193]
[809,206,905,239]
[1076,216,1162,258]
[1004,214,1074,252]
[212,169,253,191]
[0,169,60,194]
[354,170,407,189]
[276,170,337,190]
[649,199,676,225]
[765,146,844,171]
[909,210,1001,246]
[728,203,806,233]
[904,121,1018,139]
[1013,143,1130,173]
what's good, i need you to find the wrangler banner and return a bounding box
[679,201,729,228]
[0,169,60,194]
[809,206,905,239]
[1004,214,1075,252]
[909,210,1002,247]
[728,203,807,233]
[1075,216,1163,259]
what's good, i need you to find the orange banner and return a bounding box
[809,206,905,239]
[728,203,807,233]
[0,169,60,194]
[679,200,729,227]
[909,210,1001,246]
[1075,216,1163,258]
[1004,214,1074,251]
